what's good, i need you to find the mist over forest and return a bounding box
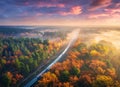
[0,26,120,87]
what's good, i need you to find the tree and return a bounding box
[1,59,6,66]
[2,73,12,87]
[90,50,101,57]
[77,43,87,52]
[59,70,70,82]
[70,66,80,76]
[33,60,38,68]
[37,72,58,87]
[78,75,92,87]
[15,59,21,69]
[92,75,113,87]
[43,39,49,45]
[26,64,30,73]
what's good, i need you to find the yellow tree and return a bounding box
[92,75,113,87]
[37,72,58,87]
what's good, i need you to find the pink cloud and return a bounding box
[59,12,70,16]
[36,13,43,16]
[70,6,82,15]
[115,3,120,7]
[89,0,112,11]
[88,13,109,18]
[105,8,120,14]
[58,4,65,8]
[24,2,29,6]
[112,14,120,17]
[104,3,120,14]
[88,4,120,19]
[36,3,65,8]
[59,6,82,16]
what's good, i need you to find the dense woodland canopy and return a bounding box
[35,38,120,87]
[0,26,74,87]
[0,36,66,87]
[0,27,120,87]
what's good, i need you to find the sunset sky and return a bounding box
[0,0,120,26]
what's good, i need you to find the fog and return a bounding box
[80,28,120,50]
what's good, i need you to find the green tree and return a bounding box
[77,43,87,52]
[2,74,11,87]
[70,67,80,76]
[43,39,49,45]
[15,59,21,69]
[33,60,38,68]
[26,64,30,73]
[59,70,70,82]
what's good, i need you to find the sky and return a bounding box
[0,0,120,26]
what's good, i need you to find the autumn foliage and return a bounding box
[0,38,65,87]
[35,39,120,87]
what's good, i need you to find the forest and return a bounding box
[0,28,70,87]
[35,38,120,87]
[0,27,120,87]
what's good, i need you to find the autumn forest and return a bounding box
[35,37,120,87]
[0,26,120,87]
